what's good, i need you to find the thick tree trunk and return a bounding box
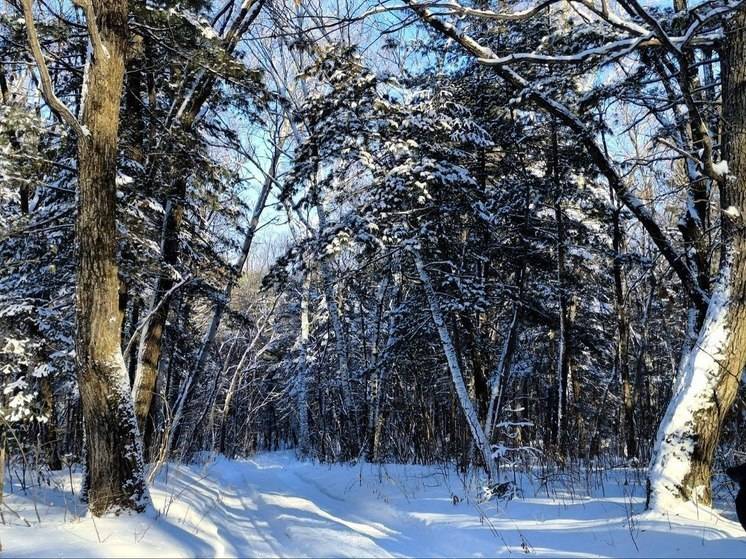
[74,0,147,515]
[648,8,746,508]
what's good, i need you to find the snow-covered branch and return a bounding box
[404,0,708,311]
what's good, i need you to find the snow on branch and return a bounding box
[404,0,708,312]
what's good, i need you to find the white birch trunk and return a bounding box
[412,249,499,482]
[484,303,518,443]
[297,273,311,457]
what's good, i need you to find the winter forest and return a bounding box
[1,0,746,555]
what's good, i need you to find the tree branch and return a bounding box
[406,0,708,312]
[20,0,88,138]
[73,0,110,61]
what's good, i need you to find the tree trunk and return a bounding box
[634,272,656,454]
[166,147,279,454]
[648,8,746,508]
[484,302,519,443]
[0,426,6,518]
[131,191,185,434]
[130,0,265,434]
[412,249,498,482]
[316,204,355,415]
[368,269,401,461]
[612,201,636,460]
[74,0,147,515]
[297,272,311,457]
[551,126,571,457]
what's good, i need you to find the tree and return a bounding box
[648,4,746,508]
[21,0,147,514]
[403,0,745,508]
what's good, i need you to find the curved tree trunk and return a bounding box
[648,8,746,508]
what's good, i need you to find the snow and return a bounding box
[3,452,746,558]
[723,206,740,218]
[116,173,134,186]
[648,270,732,509]
[713,160,729,177]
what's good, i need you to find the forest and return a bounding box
[1,0,746,555]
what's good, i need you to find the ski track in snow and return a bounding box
[3,451,746,558]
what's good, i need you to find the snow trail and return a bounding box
[3,452,746,557]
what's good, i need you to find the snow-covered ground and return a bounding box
[2,452,745,557]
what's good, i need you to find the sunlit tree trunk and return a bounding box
[413,249,498,482]
[73,0,148,515]
[297,272,311,457]
[648,7,746,508]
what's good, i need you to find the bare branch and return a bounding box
[20,0,88,138]
[73,0,110,61]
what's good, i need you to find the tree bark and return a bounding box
[484,301,519,443]
[551,125,571,457]
[74,0,148,515]
[413,249,499,482]
[131,191,185,434]
[297,272,311,457]
[612,202,636,459]
[648,7,746,508]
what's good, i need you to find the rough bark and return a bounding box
[648,7,746,508]
[73,0,148,515]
